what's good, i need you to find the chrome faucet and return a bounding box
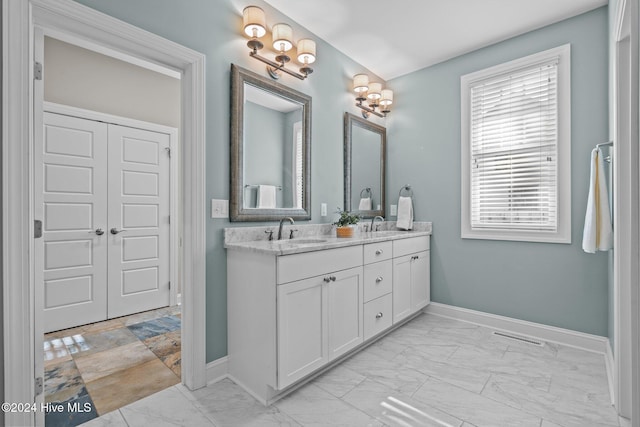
[371,216,384,232]
[278,217,295,240]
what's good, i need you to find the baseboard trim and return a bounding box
[425,302,609,354]
[206,356,229,385]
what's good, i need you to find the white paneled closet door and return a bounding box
[38,112,171,333]
[39,113,109,332]
[107,124,171,318]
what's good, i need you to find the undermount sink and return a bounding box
[273,238,328,245]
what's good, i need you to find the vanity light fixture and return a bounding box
[242,6,316,80]
[353,73,393,118]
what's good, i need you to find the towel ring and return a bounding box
[359,187,372,198]
[398,185,413,197]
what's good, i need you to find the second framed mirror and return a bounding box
[344,112,386,219]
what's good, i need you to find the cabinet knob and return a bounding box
[411,255,419,260]
[375,312,384,319]
[375,249,384,255]
[323,277,331,283]
[330,276,336,282]
[375,276,383,283]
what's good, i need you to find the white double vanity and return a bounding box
[225,222,432,404]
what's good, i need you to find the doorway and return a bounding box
[38,37,182,425]
[2,2,207,426]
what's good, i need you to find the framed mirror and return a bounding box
[344,112,386,219]
[230,64,311,221]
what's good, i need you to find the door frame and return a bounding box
[612,0,640,424]
[2,1,207,425]
[42,102,181,311]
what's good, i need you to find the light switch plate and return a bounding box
[321,203,327,216]
[390,204,397,216]
[211,199,229,218]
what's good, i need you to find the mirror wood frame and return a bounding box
[230,64,312,221]
[344,112,386,219]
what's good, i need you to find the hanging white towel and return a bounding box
[257,185,277,209]
[358,197,372,210]
[396,196,414,230]
[582,148,612,253]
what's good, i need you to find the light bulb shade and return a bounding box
[243,6,266,38]
[353,74,369,93]
[272,23,293,51]
[380,89,394,106]
[297,39,316,64]
[367,82,382,100]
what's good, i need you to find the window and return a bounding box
[461,45,571,243]
[293,121,303,209]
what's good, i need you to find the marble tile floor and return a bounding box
[82,312,620,427]
[44,306,182,427]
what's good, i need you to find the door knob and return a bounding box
[110,228,126,235]
[91,228,104,236]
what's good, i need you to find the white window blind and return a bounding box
[469,59,559,231]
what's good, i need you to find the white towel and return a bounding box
[396,196,414,230]
[257,185,277,209]
[358,197,372,210]
[582,148,612,253]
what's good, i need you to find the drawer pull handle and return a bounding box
[375,276,384,283]
[375,249,384,255]
[375,312,384,319]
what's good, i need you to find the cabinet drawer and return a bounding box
[363,260,392,302]
[393,236,429,257]
[363,241,392,264]
[364,294,393,341]
[277,245,362,284]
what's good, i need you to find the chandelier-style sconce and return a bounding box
[242,6,316,80]
[353,73,393,118]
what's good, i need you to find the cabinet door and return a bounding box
[277,276,328,389]
[328,267,363,361]
[410,251,430,311]
[393,255,412,324]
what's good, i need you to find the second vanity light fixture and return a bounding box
[353,73,393,118]
[243,6,316,80]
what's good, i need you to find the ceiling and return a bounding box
[263,0,608,81]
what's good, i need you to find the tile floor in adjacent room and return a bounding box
[44,306,182,427]
[81,312,620,427]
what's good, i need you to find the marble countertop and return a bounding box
[224,224,431,256]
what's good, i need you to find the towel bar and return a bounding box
[399,185,413,197]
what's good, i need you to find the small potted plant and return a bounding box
[333,208,360,238]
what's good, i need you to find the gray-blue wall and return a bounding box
[387,7,610,336]
[71,0,610,363]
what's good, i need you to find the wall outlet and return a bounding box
[321,203,327,216]
[211,199,229,218]
[390,204,397,216]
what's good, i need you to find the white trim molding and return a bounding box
[425,303,610,354]
[206,356,229,385]
[3,1,207,425]
[611,0,639,422]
